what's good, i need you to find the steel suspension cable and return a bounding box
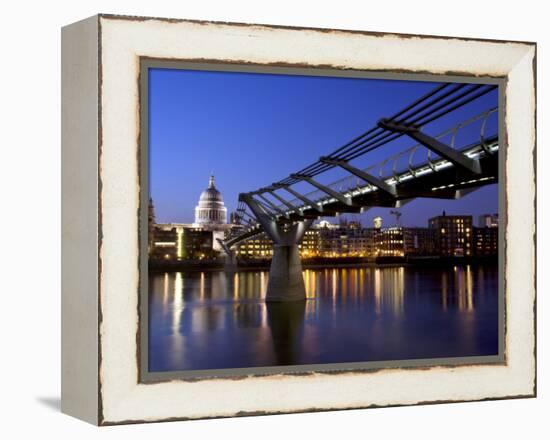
[291,84,458,177]
[272,83,497,187]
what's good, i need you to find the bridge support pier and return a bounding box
[263,220,312,302]
[267,244,306,302]
[239,193,313,302]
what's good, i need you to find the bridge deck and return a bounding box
[225,136,498,248]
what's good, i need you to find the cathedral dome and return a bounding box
[199,177,223,203]
[194,175,227,226]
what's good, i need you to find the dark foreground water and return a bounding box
[148,264,499,372]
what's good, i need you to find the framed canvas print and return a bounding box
[61,14,536,425]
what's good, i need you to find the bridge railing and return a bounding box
[277,108,498,211]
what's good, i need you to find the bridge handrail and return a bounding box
[277,107,498,210]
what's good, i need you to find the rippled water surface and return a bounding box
[148,264,499,372]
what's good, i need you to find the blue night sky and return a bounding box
[149,68,498,228]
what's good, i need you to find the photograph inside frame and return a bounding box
[141,62,503,378]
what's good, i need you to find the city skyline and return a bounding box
[149,68,498,227]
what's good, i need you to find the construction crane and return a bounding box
[389,210,402,227]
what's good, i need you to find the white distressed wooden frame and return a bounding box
[61,14,536,425]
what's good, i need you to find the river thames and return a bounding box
[148,264,499,372]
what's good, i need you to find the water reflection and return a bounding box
[266,302,306,365]
[149,264,499,372]
[373,267,404,316]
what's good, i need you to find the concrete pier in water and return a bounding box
[237,193,312,302]
[266,244,306,302]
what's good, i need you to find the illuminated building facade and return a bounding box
[235,227,324,259]
[374,227,435,257]
[236,234,273,259]
[317,223,377,257]
[300,229,321,257]
[231,215,496,261]
[428,213,473,257]
[149,224,180,260]
[375,227,404,257]
[474,225,499,256]
[150,224,216,260]
[473,212,498,256]
[236,221,378,259]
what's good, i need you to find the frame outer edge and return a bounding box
[61,14,100,425]
[96,15,537,424]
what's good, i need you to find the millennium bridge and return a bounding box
[219,83,499,302]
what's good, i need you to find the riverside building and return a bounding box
[149,183,498,261]
[149,175,234,261]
